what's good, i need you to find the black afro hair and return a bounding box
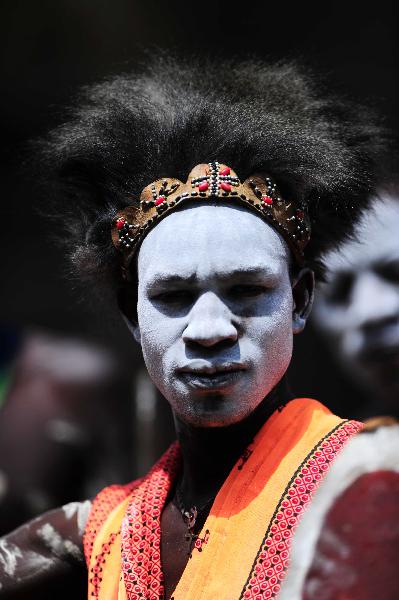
[37,53,391,297]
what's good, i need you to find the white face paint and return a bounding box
[134,203,295,427]
[314,196,399,393]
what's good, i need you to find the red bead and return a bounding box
[296,209,304,220]
[221,182,231,192]
[219,167,231,176]
[155,196,166,206]
[116,217,125,230]
[198,181,209,191]
[262,196,273,205]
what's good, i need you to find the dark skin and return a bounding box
[160,380,293,599]
[157,269,313,599]
[0,267,313,598]
[0,506,87,599]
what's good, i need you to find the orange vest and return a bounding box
[84,398,362,599]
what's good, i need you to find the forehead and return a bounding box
[137,203,290,282]
[323,196,399,279]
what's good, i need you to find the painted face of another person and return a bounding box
[132,203,308,428]
[313,196,399,401]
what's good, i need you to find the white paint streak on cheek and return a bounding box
[37,523,83,562]
[0,539,23,576]
[62,499,92,536]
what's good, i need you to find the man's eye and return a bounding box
[153,291,193,304]
[324,272,354,305]
[229,285,266,298]
[375,261,399,284]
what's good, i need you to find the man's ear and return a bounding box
[117,286,141,345]
[291,268,315,334]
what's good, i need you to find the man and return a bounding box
[313,192,399,418]
[0,56,388,599]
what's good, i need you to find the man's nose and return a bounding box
[182,292,238,347]
[349,271,399,330]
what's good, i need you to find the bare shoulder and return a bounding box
[0,500,92,599]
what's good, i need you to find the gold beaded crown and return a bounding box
[112,162,311,278]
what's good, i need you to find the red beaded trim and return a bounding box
[239,419,363,600]
[83,480,141,567]
[89,530,120,598]
[191,161,240,195]
[121,442,181,600]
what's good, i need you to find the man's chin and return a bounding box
[175,395,253,429]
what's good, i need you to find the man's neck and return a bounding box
[173,378,293,510]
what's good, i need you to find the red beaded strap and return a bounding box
[121,442,181,600]
[83,479,141,567]
[239,419,363,599]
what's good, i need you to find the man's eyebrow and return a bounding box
[216,267,280,281]
[145,274,198,288]
[372,256,399,268]
[145,267,279,288]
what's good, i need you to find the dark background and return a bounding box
[1,0,398,423]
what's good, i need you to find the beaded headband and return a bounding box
[112,162,311,279]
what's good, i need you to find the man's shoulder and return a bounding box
[0,501,91,598]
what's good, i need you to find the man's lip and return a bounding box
[177,368,246,391]
[177,362,247,375]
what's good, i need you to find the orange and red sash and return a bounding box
[84,398,362,599]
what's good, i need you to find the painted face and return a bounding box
[134,203,296,427]
[313,196,399,395]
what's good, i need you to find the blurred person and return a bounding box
[313,192,399,418]
[0,329,132,535]
[0,56,390,599]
